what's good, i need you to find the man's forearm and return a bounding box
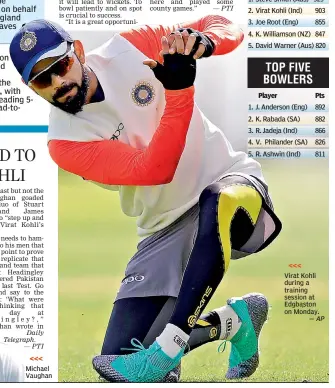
[135,87,195,184]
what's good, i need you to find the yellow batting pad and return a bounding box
[217,185,262,272]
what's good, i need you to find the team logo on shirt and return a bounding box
[20,31,37,51]
[131,81,155,107]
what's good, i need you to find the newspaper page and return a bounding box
[0,0,331,384]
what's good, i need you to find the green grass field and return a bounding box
[58,159,329,382]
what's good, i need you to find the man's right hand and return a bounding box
[143,33,196,90]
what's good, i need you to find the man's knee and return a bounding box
[199,183,263,269]
[199,183,262,223]
[218,185,262,225]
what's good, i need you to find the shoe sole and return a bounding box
[92,355,129,383]
[92,355,181,383]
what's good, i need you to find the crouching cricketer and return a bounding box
[10,15,282,382]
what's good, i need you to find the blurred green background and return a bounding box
[58,159,329,382]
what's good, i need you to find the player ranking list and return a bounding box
[247,0,329,159]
